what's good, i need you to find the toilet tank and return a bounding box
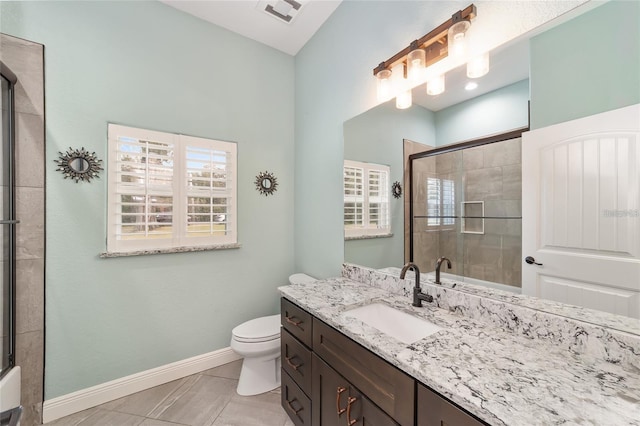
[288,273,316,285]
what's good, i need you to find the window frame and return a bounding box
[343,159,391,238]
[106,124,237,254]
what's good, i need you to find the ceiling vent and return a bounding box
[259,0,302,24]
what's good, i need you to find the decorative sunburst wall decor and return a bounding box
[392,181,402,199]
[54,147,103,183]
[255,171,278,196]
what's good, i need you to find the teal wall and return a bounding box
[530,0,640,129]
[344,101,435,269]
[435,79,529,146]
[1,1,295,398]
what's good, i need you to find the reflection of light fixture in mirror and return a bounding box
[427,75,445,96]
[396,90,412,109]
[376,69,392,102]
[407,45,426,85]
[448,19,471,59]
[465,81,478,91]
[467,52,490,78]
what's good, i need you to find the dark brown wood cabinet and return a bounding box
[417,383,486,426]
[312,353,398,426]
[281,297,488,426]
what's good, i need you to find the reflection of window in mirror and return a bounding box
[343,160,390,238]
[426,177,455,227]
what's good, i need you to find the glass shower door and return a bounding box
[1,73,16,379]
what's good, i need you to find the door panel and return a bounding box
[522,104,640,318]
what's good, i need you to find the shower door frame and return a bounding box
[407,126,528,263]
[0,61,18,380]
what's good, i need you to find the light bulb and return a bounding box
[448,20,471,60]
[467,52,490,78]
[407,48,426,85]
[426,75,445,96]
[376,69,393,102]
[396,90,412,109]
[391,63,407,93]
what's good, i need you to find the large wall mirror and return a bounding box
[343,5,639,335]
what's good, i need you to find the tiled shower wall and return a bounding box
[0,33,46,425]
[412,138,522,287]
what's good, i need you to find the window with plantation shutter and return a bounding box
[107,124,237,254]
[344,160,390,238]
[427,177,455,227]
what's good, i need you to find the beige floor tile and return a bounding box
[46,361,287,426]
[201,360,242,380]
[43,408,100,425]
[211,392,289,426]
[151,375,237,426]
[139,419,189,426]
[77,409,145,426]
[100,378,191,417]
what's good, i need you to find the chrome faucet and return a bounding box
[435,257,452,285]
[400,262,433,307]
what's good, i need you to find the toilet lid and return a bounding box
[232,314,281,342]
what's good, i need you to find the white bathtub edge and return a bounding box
[0,366,21,412]
[42,347,241,424]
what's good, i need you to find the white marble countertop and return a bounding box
[279,278,640,426]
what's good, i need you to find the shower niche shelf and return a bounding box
[461,201,484,234]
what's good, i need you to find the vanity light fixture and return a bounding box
[373,4,489,106]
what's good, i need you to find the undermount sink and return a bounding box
[342,303,443,344]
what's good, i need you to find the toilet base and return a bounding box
[236,355,281,396]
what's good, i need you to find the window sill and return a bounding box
[99,243,242,258]
[345,233,393,241]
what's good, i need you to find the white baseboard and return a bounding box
[42,347,241,424]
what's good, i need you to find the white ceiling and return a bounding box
[160,0,342,56]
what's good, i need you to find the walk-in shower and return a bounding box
[0,60,22,426]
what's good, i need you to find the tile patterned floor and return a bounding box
[45,360,294,426]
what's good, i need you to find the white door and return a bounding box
[522,104,640,319]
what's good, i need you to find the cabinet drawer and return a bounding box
[281,298,313,347]
[282,370,312,426]
[313,318,414,426]
[282,329,312,396]
[417,383,487,426]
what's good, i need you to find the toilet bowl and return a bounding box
[230,273,316,396]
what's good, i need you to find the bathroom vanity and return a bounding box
[279,265,640,426]
[281,297,483,426]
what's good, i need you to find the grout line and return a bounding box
[147,375,201,419]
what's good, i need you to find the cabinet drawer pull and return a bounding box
[286,397,304,415]
[336,386,347,416]
[285,316,303,327]
[346,396,358,426]
[285,355,303,371]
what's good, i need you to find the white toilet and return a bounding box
[230,273,316,396]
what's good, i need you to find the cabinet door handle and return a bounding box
[285,315,303,327]
[346,396,358,426]
[285,355,303,371]
[336,386,347,416]
[286,397,304,415]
